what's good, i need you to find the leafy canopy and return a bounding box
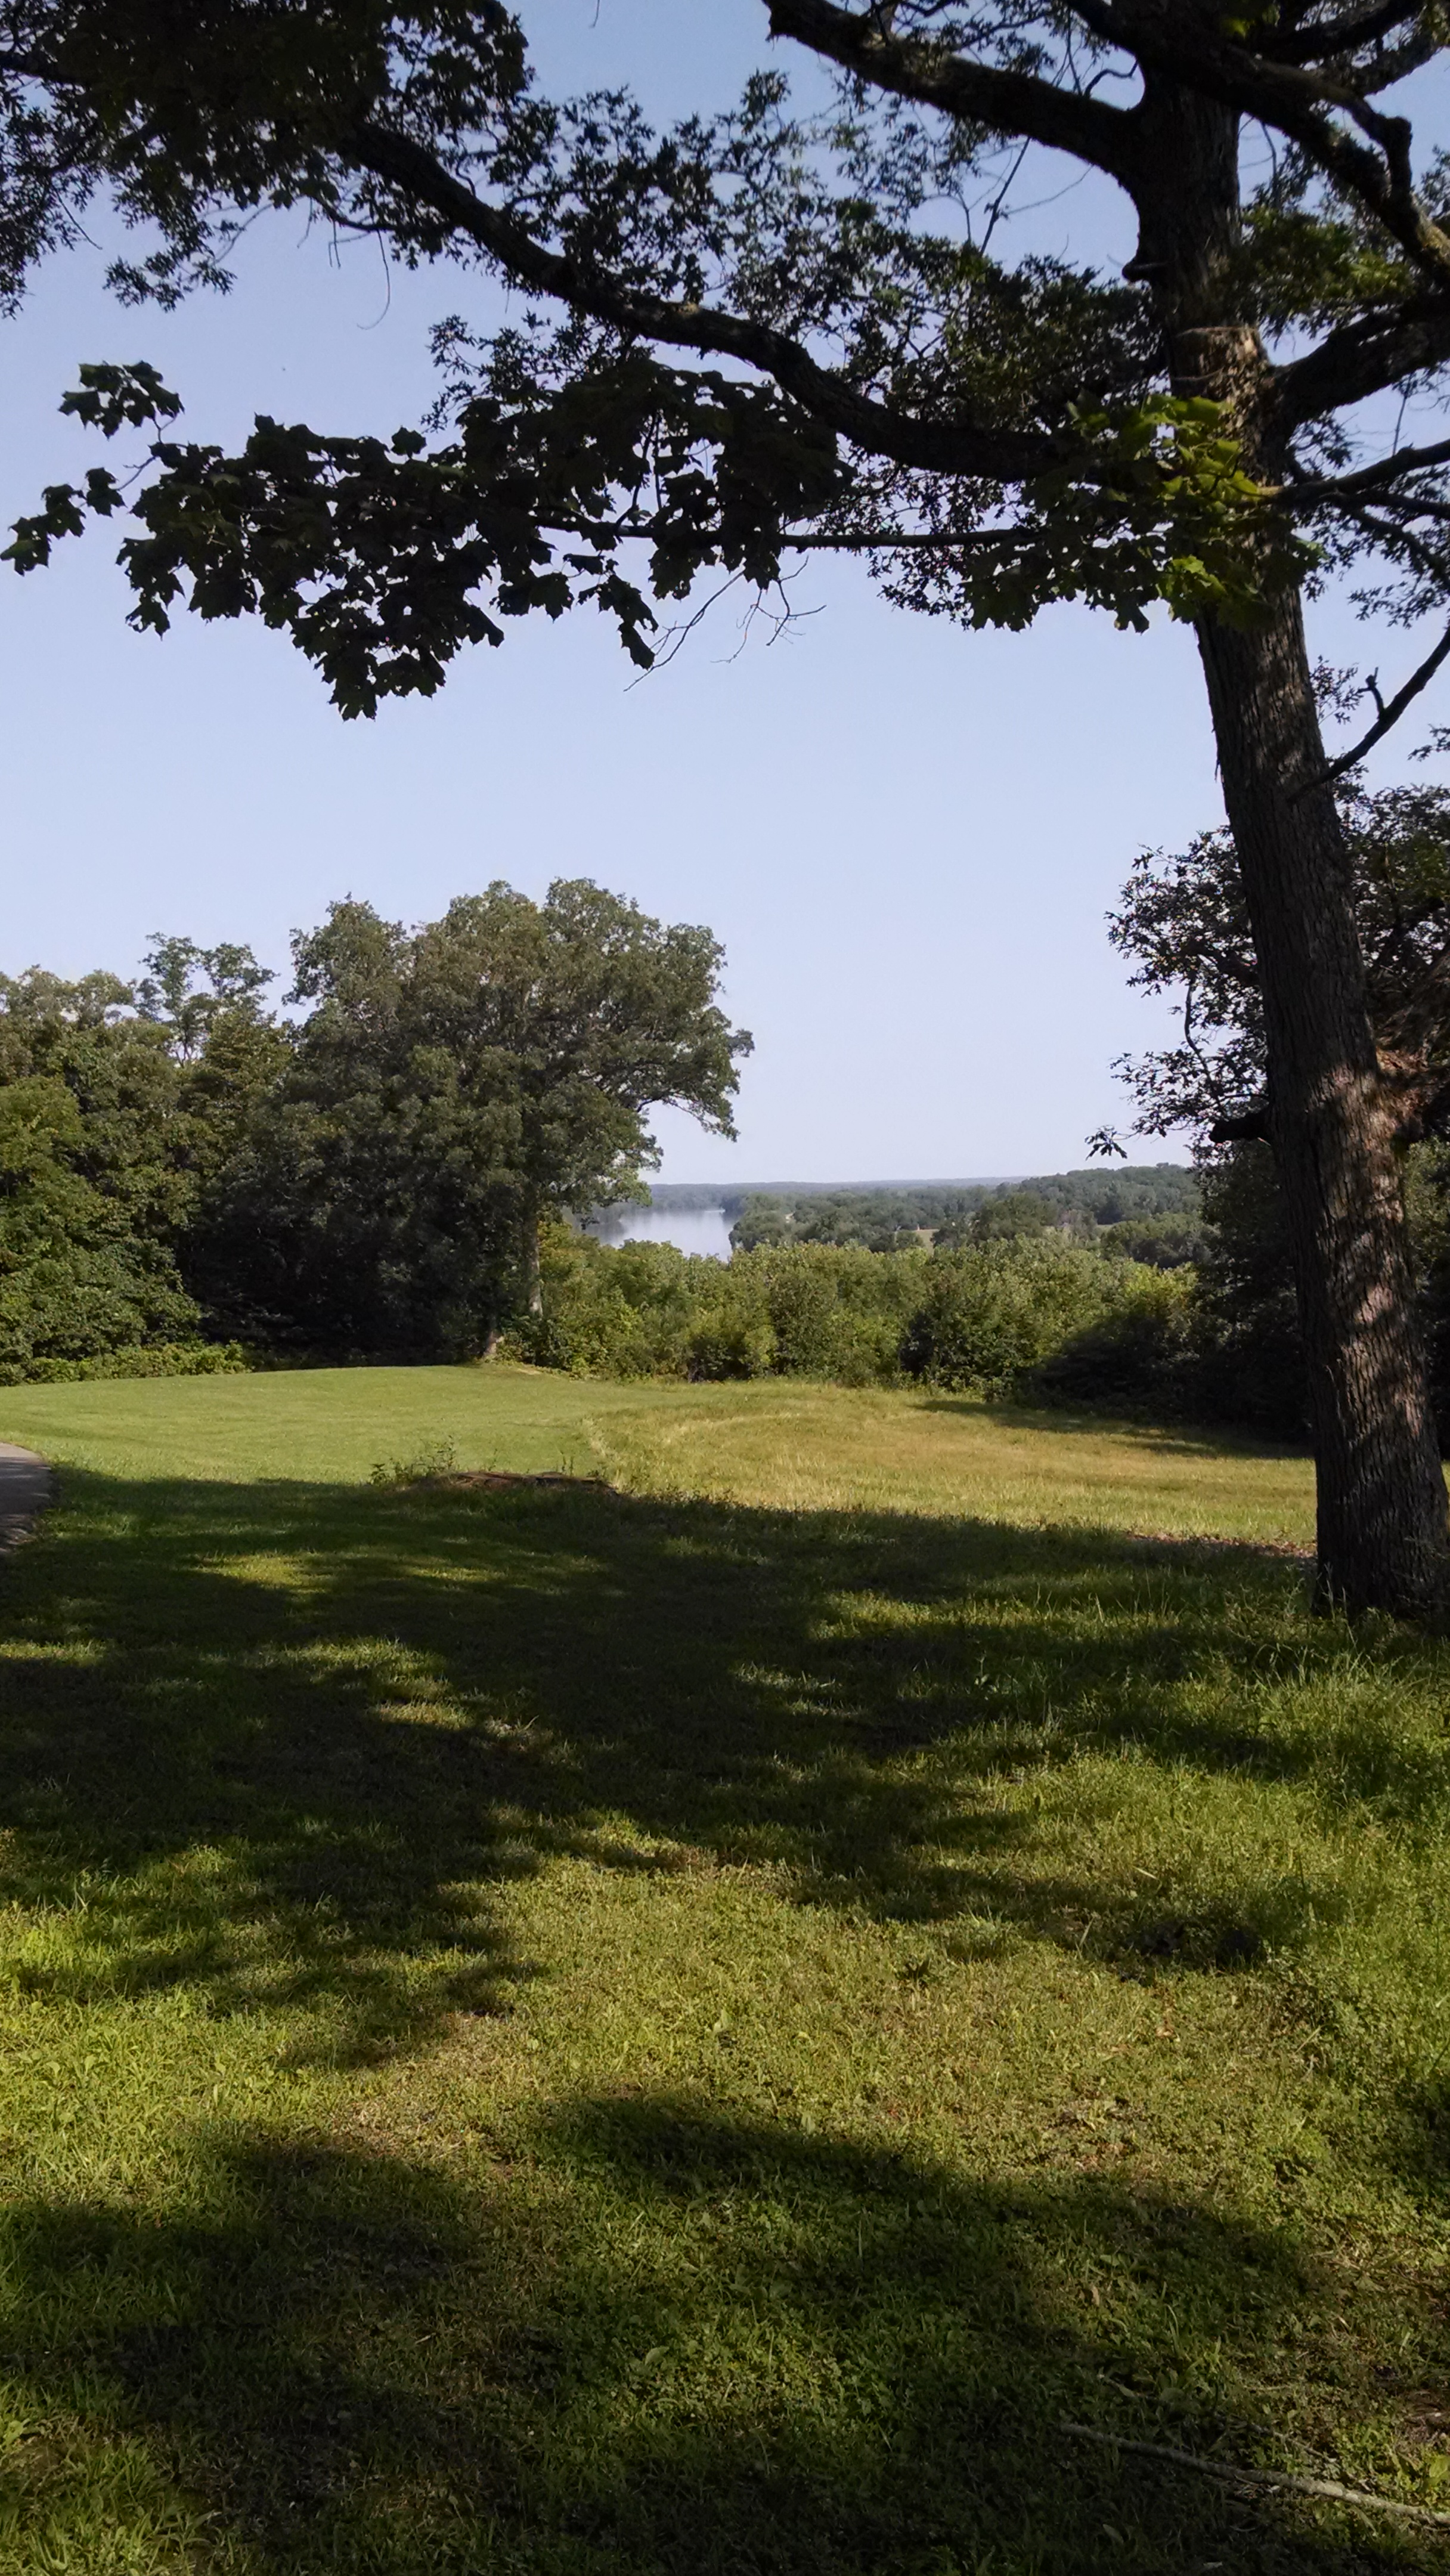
[10,5,1450,715]
[0,968,206,1366]
[1109,778,1450,1147]
[193,878,751,1356]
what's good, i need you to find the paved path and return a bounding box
[0,1443,52,1552]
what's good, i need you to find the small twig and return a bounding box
[1058,2421,1450,2529]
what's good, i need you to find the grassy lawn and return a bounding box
[0,1365,1445,2572]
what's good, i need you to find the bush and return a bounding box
[0,1340,250,1387]
[900,1239,1138,1394]
[512,1227,930,1386]
[683,1305,777,1380]
[1032,1268,1200,1410]
[507,1231,703,1377]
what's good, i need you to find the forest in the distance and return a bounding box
[7,871,1449,1448]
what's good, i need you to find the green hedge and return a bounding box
[0,1340,251,1387]
[509,1227,1180,1400]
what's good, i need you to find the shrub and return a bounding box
[1032,1268,1200,1411]
[370,1439,460,1487]
[683,1305,777,1380]
[900,1239,1135,1394]
[513,1225,1228,1421]
[0,1340,250,1386]
[507,1229,703,1377]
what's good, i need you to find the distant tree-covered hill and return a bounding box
[703,1168,1198,1253]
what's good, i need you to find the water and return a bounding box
[589,1204,733,1261]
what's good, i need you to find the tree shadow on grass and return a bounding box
[0,2097,1423,2574]
[0,1470,1447,2060]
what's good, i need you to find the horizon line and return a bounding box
[644,1162,1191,1195]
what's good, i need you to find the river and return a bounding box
[588,1204,733,1261]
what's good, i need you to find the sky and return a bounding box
[0,2,1442,1185]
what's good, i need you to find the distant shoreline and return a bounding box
[631,1165,1189,1215]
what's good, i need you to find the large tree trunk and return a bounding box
[1126,77,1450,1618]
[1195,592,1450,1618]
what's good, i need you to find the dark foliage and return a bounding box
[0,968,201,1370]
[1111,784,1450,1147]
[7,4,1445,708]
[188,880,749,1359]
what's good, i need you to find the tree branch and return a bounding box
[1300,608,1450,789]
[1209,1104,1272,1142]
[1279,431,1450,510]
[345,120,1067,484]
[1073,4,1450,295]
[1350,29,1448,94]
[1272,298,1450,429]
[1059,2422,1450,2531]
[765,0,1144,184]
[782,525,1017,549]
[1260,2,1430,66]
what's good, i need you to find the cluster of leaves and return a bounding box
[1109,778,1450,1141]
[0,0,528,311]
[5,351,851,712]
[872,396,1313,636]
[0,960,231,1369]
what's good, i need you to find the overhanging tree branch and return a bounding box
[1280,431,1450,509]
[1274,299,1450,427]
[345,119,1069,484]
[765,0,1144,184]
[1260,3,1432,66]
[1070,2,1450,294]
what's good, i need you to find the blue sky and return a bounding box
[0,3,1439,1182]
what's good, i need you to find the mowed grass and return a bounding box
[0,1366,1446,2572]
[0,1360,1316,1536]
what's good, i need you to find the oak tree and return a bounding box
[13,4,1450,1605]
[0,968,205,1367]
[196,881,749,1358]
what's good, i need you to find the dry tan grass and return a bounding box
[586,1382,1315,1548]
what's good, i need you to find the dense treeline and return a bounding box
[727,1166,1200,1252]
[14,884,1448,1443]
[0,884,749,1380]
[518,1227,1191,1399]
[524,1162,1450,1437]
[0,956,259,1382]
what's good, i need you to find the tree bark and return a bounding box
[1129,77,1450,1618]
[1195,593,1450,1618]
